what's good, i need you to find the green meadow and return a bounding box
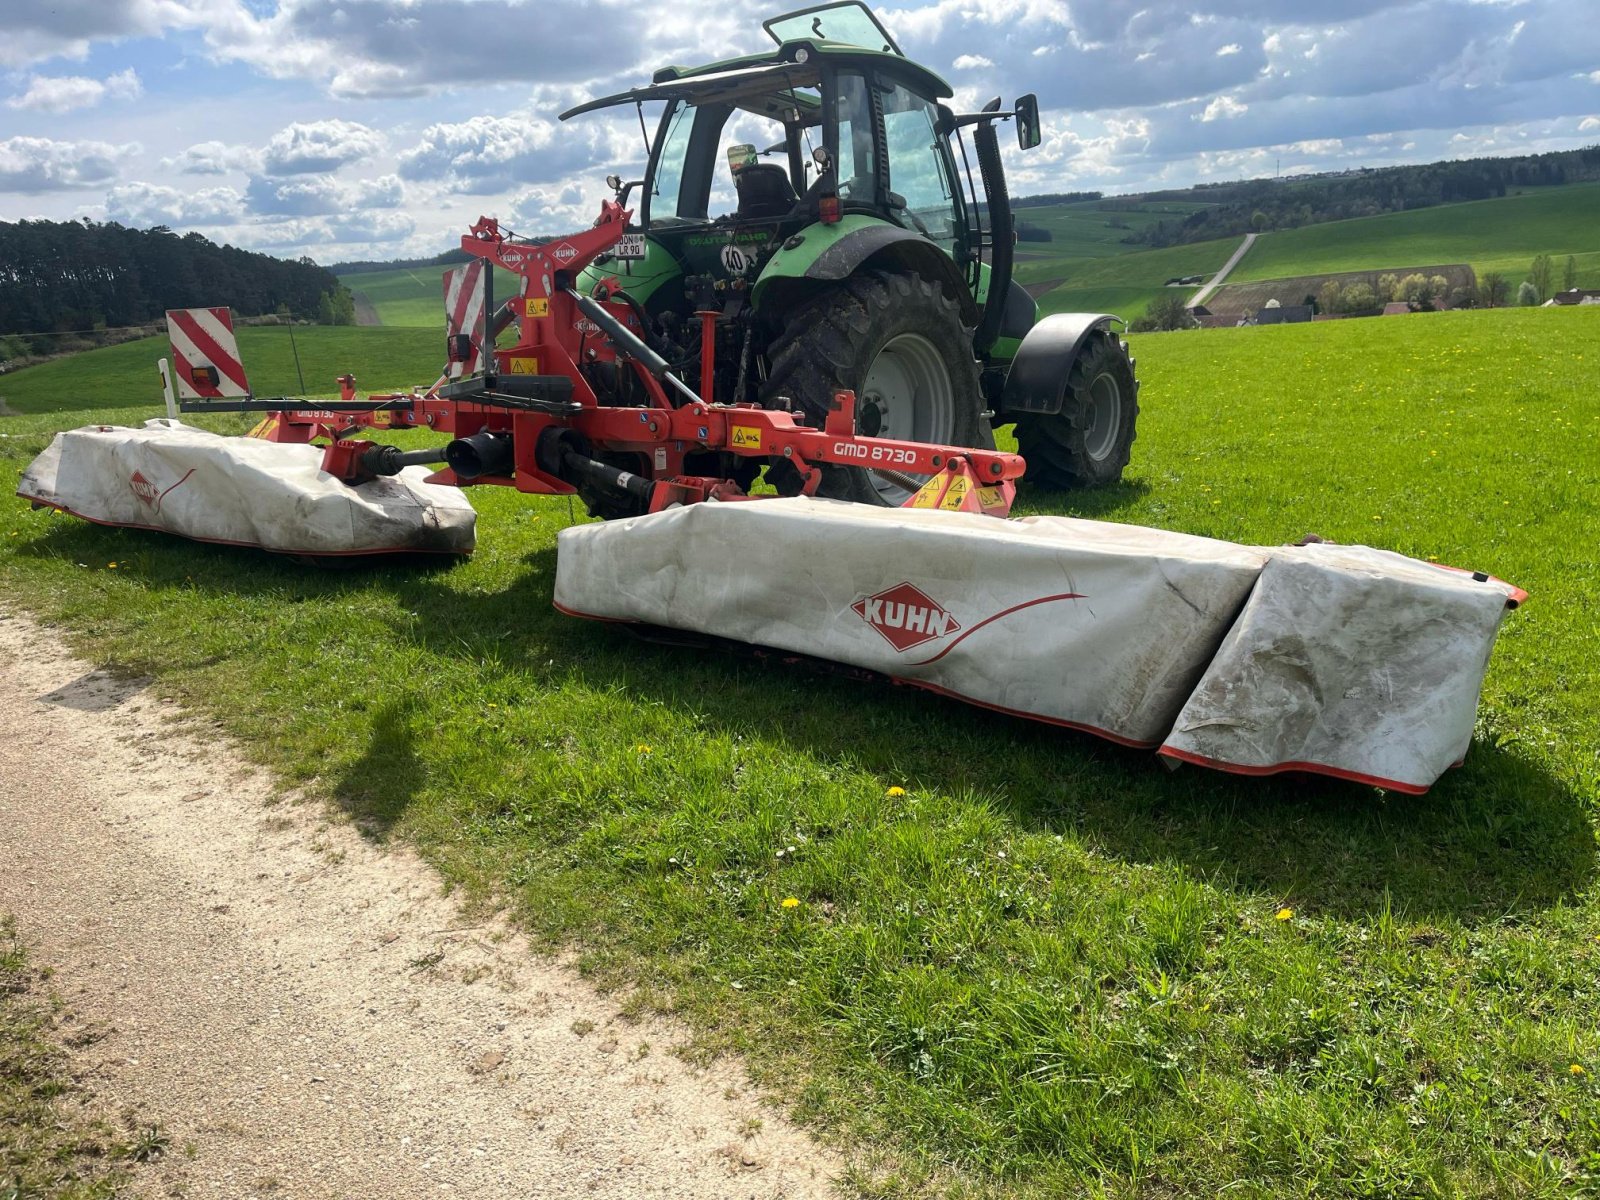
[340,264,524,327]
[1230,183,1600,285]
[1,308,1598,1197]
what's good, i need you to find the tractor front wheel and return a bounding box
[1013,330,1138,488]
[760,271,985,506]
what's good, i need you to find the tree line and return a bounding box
[1113,144,1600,250]
[0,219,352,356]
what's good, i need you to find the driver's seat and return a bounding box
[735,164,797,220]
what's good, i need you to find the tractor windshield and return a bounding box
[764,3,901,54]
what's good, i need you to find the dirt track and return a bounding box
[0,607,841,1198]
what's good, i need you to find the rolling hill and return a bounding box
[1228,182,1600,287]
[339,264,522,328]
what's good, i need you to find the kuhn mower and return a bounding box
[17,3,1525,793]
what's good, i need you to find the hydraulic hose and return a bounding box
[564,288,704,406]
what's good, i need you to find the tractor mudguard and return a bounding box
[998,312,1118,417]
[751,214,979,325]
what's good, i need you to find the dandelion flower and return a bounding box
[1275,907,1294,921]
[886,786,906,798]
[636,744,651,755]
[1572,1064,1586,1077]
[107,562,118,569]
[781,897,800,910]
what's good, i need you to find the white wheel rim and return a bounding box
[857,332,955,504]
[1083,369,1123,462]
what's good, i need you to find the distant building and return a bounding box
[1382,301,1412,316]
[1255,304,1313,325]
[1546,288,1600,306]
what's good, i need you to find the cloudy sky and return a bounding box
[2,0,1597,264]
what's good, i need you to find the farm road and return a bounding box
[1188,232,1257,308]
[0,608,840,1199]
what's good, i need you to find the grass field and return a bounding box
[1,309,1598,1196]
[339,264,524,327]
[1232,183,1600,285]
[0,327,442,414]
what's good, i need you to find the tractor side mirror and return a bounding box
[1014,94,1041,150]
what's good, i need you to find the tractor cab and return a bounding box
[562,2,993,315]
[560,2,1140,507]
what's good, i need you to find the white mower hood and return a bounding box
[18,420,475,557]
[553,498,1522,793]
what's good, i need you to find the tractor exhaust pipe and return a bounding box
[445,430,515,480]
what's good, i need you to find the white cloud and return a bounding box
[0,136,137,192]
[0,0,198,68]
[160,141,263,176]
[398,113,637,194]
[105,182,244,226]
[1200,95,1249,121]
[1580,116,1600,131]
[185,0,643,100]
[244,170,407,217]
[7,68,142,113]
[1217,43,1242,56]
[952,54,994,69]
[262,120,384,175]
[328,211,415,243]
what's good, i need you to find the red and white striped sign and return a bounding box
[166,307,251,400]
[442,261,487,379]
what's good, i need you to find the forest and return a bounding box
[0,220,347,355]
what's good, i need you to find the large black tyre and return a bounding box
[760,270,985,505]
[1013,330,1139,488]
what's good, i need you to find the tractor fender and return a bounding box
[997,313,1119,417]
[751,215,979,325]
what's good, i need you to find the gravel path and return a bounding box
[1188,232,1258,309]
[0,607,841,1199]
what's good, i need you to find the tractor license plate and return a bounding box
[614,234,647,260]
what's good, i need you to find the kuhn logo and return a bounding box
[852,582,960,652]
[550,242,578,263]
[129,470,159,508]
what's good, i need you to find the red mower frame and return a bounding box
[219,203,1023,520]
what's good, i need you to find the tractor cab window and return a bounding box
[649,95,811,226]
[651,101,701,223]
[880,79,960,254]
[710,111,794,220]
[832,71,879,204]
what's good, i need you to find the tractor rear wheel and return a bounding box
[1013,330,1138,488]
[761,271,985,506]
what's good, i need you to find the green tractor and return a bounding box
[560,1,1138,508]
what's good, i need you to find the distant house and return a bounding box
[1193,313,1243,329]
[1255,304,1313,325]
[1382,301,1412,316]
[1546,288,1600,306]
